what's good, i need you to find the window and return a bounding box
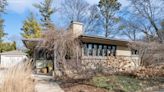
[111,46,116,56]
[93,44,98,56]
[84,44,88,56]
[88,44,93,56]
[83,43,117,57]
[104,45,107,56]
[98,45,103,56]
[132,49,138,55]
[107,46,111,56]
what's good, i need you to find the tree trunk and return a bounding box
[53,49,57,70]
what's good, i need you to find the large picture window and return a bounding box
[83,43,116,56]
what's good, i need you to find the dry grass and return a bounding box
[0,62,35,92]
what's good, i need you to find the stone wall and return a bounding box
[81,56,139,74]
[53,56,140,79]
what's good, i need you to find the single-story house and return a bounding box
[22,22,140,73]
[0,50,28,68]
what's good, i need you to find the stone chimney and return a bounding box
[69,21,84,37]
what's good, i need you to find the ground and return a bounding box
[0,69,64,92]
[0,69,164,92]
[60,75,164,92]
[63,84,108,92]
[34,75,64,92]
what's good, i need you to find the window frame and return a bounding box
[83,43,117,57]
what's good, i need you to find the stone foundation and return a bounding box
[81,56,139,74]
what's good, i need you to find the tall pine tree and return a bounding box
[34,0,56,30]
[0,18,6,42]
[21,13,42,39]
[98,0,121,37]
[0,0,7,42]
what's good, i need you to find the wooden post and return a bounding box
[33,47,37,73]
[54,49,57,70]
[53,48,57,77]
[76,46,79,66]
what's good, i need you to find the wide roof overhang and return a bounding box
[22,38,43,49]
[22,35,130,49]
[79,35,129,47]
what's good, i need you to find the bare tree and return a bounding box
[128,0,164,42]
[98,0,121,37]
[38,27,84,79]
[61,0,100,33]
[84,5,100,33]
[158,20,164,42]
[128,42,164,66]
[120,16,143,41]
[61,0,89,22]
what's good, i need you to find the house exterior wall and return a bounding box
[81,44,140,67]
[0,55,27,68]
[116,46,140,66]
[116,46,131,56]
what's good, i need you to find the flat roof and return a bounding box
[22,35,130,48]
[22,38,43,49]
[80,35,129,46]
[0,50,27,55]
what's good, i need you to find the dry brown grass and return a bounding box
[0,62,35,92]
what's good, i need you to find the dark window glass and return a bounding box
[93,44,98,56]
[83,43,117,57]
[107,46,111,56]
[98,45,103,56]
[104,45,107,56]
[111,46,116,56]
[132,49,138,55]
[88,44,93,56]
[84,44,88,56]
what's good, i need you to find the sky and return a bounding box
[2,0,129,48]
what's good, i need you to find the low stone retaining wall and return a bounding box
[81,56,138,74]
[53,56,140,79]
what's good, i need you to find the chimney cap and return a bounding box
[71,21,83,25]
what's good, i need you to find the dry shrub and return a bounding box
[0,62,35,92]
[128,42,164,67]
[121,66,164,79]
[134,67,164,78]
[38,28,82,80]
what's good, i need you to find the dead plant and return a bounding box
[38,28,83,80]
[0,62,35,92]
[128,42,164,67]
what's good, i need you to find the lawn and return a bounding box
[89,75,142,92]
[89,75,164,92]
[61,74,164,92]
